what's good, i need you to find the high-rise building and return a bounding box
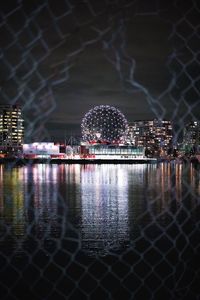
[126,119,173,150]
[0,105,24,152]
[183,121,200,146]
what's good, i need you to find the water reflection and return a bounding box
[23,164,66,241]
[0,165,25,238]
[80,164,129,254]
[0,162,199,255]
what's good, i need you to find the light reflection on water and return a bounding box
[0,163,199,255]
[80,164,129,253]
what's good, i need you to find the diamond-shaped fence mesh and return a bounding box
[0,0,200,299]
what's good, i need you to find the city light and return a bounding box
[0,105,24,153]
[0,104,200,162]
[81,105,128,143]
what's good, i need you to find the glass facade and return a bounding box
[85,145,144,157]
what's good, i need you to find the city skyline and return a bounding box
[1,103,199,151]
[0,2,200,299]
[0,1,199,142]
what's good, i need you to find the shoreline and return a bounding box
[0,157,157,165]
[0,157,199,165]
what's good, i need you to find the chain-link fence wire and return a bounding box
[0,0,200,299]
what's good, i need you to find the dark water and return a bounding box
[0,163,200,299]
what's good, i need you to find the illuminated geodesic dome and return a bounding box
[81,105,128,143]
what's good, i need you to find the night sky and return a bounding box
[0,0,199,142]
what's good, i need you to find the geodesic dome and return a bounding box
[81,105,128,143]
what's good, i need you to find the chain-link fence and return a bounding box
[0,0,200,299]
